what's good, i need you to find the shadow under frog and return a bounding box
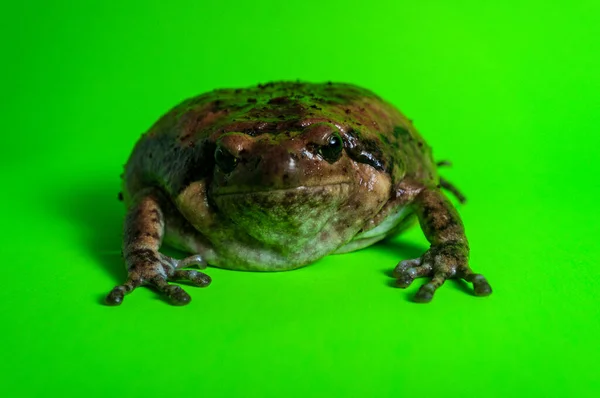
[56,177,124,301]
[57,176,200,303]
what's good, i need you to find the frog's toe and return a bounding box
[171,269,212,287]
[151,277,192,305]
[106,285,128,306]
[392,258,421,280]
[147,255,211,304]
[464,272,493,296]
[105,276,144,306]
[414,274,447,303]
[393,259,432,288]
[171,254,208,270]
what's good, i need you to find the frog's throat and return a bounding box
[211,183,352,249]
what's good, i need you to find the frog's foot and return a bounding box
[392,243,492,303]
[105,251,211,306]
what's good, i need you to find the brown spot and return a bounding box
[144,232,160,240]
[268,96,290,105]
[125,248,159,263]
[149,208,160,216]
[430,212,451,230]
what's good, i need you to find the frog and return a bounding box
[106,81,492,306]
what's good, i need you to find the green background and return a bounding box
[2,0,599,396]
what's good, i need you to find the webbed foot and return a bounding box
[393,243,492,303]
[105,251,211,306]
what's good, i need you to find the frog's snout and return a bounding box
[215,135,301,180]
[212,126,351,195]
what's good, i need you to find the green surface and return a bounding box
[2,0,599,397]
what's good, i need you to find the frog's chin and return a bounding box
[210,182,351,197]
[211,183,352,248]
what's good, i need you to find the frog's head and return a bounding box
[208,122,390,249]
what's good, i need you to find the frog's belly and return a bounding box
[334,206,416,254]
[165,219,359,272]
[165,205,415,271]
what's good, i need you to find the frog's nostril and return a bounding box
[214,146,238,173]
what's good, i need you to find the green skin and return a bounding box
[106,82,492,306]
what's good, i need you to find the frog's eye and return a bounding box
[214,146,238,173]
[319,133,343,163]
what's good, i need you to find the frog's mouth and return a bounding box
[211,182,350,197]
[211,183,351,248]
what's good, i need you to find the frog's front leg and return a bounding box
[393,186,492,303]
[105,187,211,306]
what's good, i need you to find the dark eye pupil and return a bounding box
[320,133,343,163]
[215,146,238,173]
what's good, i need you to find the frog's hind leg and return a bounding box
[105,187,211,306]
[436,160,453,167]
[436,160,467,204]
[439,178,466,204]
